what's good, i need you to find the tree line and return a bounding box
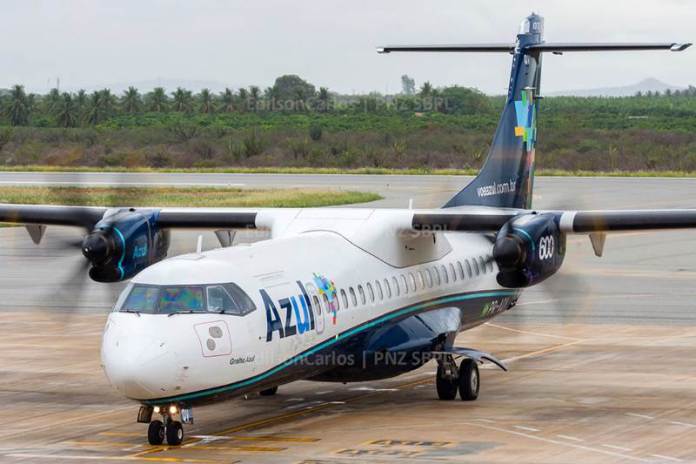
[0,74,493,128]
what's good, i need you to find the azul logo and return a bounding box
[133,244,148,259]
[513,87,536,151]
[313,273,338,324]
[261,281,316,342]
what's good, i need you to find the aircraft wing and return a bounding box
[0,204,260,230]
[6,204,696,234]
[410,209,696,234]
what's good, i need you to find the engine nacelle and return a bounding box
[493,212,565,288]
[81,209,170,283]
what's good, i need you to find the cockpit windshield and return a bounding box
[117,283,256,315]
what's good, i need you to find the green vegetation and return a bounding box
[0,75,695,173]
[0,186,382,207]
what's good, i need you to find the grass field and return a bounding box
[2,165,696,177]
[0,186,382,208]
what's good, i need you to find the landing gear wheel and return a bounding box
[259,386,278,396]
[458,358,480,401]
[147,420,165,445]
[166,421,184,446]
[436,364,458,400]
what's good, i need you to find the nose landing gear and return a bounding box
[139,404,191,446]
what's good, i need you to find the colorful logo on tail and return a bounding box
[514,88,537,152]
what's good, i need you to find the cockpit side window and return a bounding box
[207,286,240,315]
[223,283,256,315]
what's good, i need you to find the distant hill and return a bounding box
[547,78,685,97]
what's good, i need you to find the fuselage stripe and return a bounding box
[144,288,517,404]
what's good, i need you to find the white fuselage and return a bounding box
[100,208,516,405]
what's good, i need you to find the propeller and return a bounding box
[36,171,131,318]
[493,193,595,327]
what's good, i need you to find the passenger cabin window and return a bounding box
[358,285,366,305]
[408,273,417,292]
[321,294,330,313]
[416,271,425,290]
[392,276,400,297]
[425,268,433,288]
[401,275,409,294]
[479,256,487,274]
[340,289,348,308]
[376,280,384,300]
[366,282,375,302]
[432,267,441,286]
[349,287,357,306]
[313,295,322,314]
[457,261,465,280]
[449,263,456,282]
[384,279,392,298]
[120,283,256,315]
[466,259,473,277]
[472,258,480,276]
[440,265,448,284]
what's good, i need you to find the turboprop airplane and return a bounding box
[0,13,692,446]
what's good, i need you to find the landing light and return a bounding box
[153,406,160,414]
[169,405,178,415]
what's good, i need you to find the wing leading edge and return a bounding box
[411,209,696,234]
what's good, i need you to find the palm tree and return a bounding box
[317,87,330,112]
[172,87,193,113]
[419,81,433,97]
[249,86,260,112]
[121,87,142,114]
[198,88,215,114]
[220,88,234,112]
[45,88,61,113]
[55,92,77,127]
[75,89,87,113]
[237,88,249,112]
[6,85,30,126]
[100,89,117,116]
[84,89,115,125]
[147,87,168,112]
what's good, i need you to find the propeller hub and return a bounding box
[82,232,112,265]
[493,236,525,269]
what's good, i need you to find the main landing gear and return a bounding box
[436,355,480,401]
[139,404,192,446]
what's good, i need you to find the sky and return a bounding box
[1,0,695,95]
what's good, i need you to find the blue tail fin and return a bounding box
[444,14,543,209]
[378,14,690,210]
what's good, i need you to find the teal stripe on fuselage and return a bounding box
[144,289,518,405]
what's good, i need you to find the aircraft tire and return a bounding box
[166,421,184,446]
[458,359,480,401]
[436,364,458,400]
[147,420,165,445]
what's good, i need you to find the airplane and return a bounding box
[0,13,693,446]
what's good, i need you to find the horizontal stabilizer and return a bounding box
[378,43,515,53]
[378,42,691,54]
[529,42,691,52]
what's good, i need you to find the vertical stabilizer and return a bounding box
[443,14,544,209]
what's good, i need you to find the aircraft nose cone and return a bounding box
[101,334,172,399]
